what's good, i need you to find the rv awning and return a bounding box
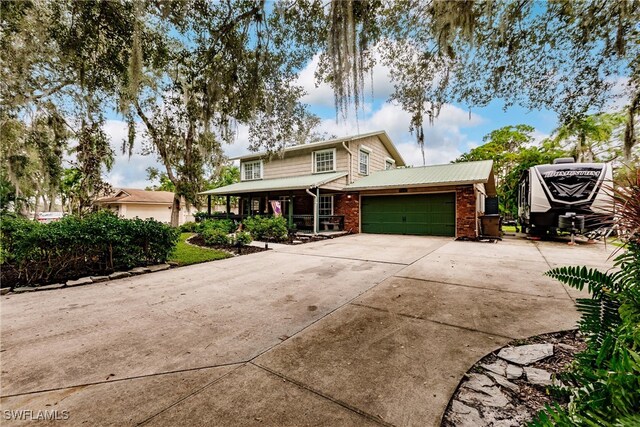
[199,171,348,196]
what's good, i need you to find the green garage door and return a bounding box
[361,193,456,236]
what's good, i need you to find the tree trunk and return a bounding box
[170,195,180,227]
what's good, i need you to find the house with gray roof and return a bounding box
[201,131,496,239]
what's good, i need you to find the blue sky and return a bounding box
[103,55,624,189]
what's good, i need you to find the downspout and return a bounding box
[342,140,355,184]
[306,187,318,234]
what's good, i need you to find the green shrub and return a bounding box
[202,228,230,246]
[234,231,252,246]
[243,216,288,242]
[0,210,179,287]
[179,221,198,233]
[198,218,236,234]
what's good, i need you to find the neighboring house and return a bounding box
[95,188,195,225]
[200,131,496,238]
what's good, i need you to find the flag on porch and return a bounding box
[270,200,282,216]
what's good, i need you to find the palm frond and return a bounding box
[546,266,616,297]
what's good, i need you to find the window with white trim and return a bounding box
[359,150,370,175]
[313,149,335,173]
[385,159,394,170]
[319,195,333,217]
[242,160,262,181]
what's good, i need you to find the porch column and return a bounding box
[288,193,293,227]
[207,195,212,215]
[315,187,320,234]
[226,195,230,219]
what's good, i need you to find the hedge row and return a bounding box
[182,216,288,242]
[1,211,179,287]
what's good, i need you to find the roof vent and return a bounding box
[553,157,575,164]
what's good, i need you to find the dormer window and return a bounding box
[242,160,262,181]
[385,158,395,170]
[313,148,336,173]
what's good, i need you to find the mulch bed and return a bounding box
[442,329,586,426]
[187,235,268,255]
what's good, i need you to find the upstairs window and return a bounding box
[313,149,335,173]
[385,159,395,170]
[359,150,370,175]
[242,160,262,181]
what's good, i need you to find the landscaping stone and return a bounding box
[90,276,110,283]
[485,372,519,392]
[506,364,523,379]
[13,287,35,293]
[459,374,510,408]
[66,277,94,287]
[497,344,553,365]
[458,385,510,408]
[556,343,577,352]
[147,264,170,272]
[1,288,10,295]
[109,271,131,280]
[524,367,553,386]
[445,331,585,427]
[292,240,303,245]
[481,360,508,376]
[167,261,179,267]
[129,267,151,275]
[36,283,64,291]
[463,373,494,392]
[449,400,486,427]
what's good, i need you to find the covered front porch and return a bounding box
[199,172,351,234]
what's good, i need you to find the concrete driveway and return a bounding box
[0,234,615,426]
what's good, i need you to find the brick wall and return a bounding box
[456,186,477,239]
[334,193,360,233]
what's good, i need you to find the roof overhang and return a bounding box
[348,179,493,192]
[199,171,348,196]
[94,200,172,205]
[344,160,496,194]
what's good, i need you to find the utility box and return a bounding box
[480,214,501,238]
[485,197,499,215]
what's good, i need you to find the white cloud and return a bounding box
[311,102,483,166]
[296,52,396,110]
[604,76,631,111]
[102,120,164,189]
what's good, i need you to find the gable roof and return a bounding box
[95,188,175,204]
[345,160,496,194]
[231,131,406,167]
[199,171,348,195]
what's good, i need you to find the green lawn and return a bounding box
[169,233,232,266]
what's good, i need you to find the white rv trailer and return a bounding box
[517,159,614,235]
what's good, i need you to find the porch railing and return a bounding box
[292,215,344,231]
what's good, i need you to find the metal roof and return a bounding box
[95,188,174,204]
[199,171,348,195]
[230,131,406,167]
[345,160,496,193]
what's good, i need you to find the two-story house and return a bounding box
[201,131,496,238]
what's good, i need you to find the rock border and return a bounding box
[2,263,172,295]
[442,330,584,427]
